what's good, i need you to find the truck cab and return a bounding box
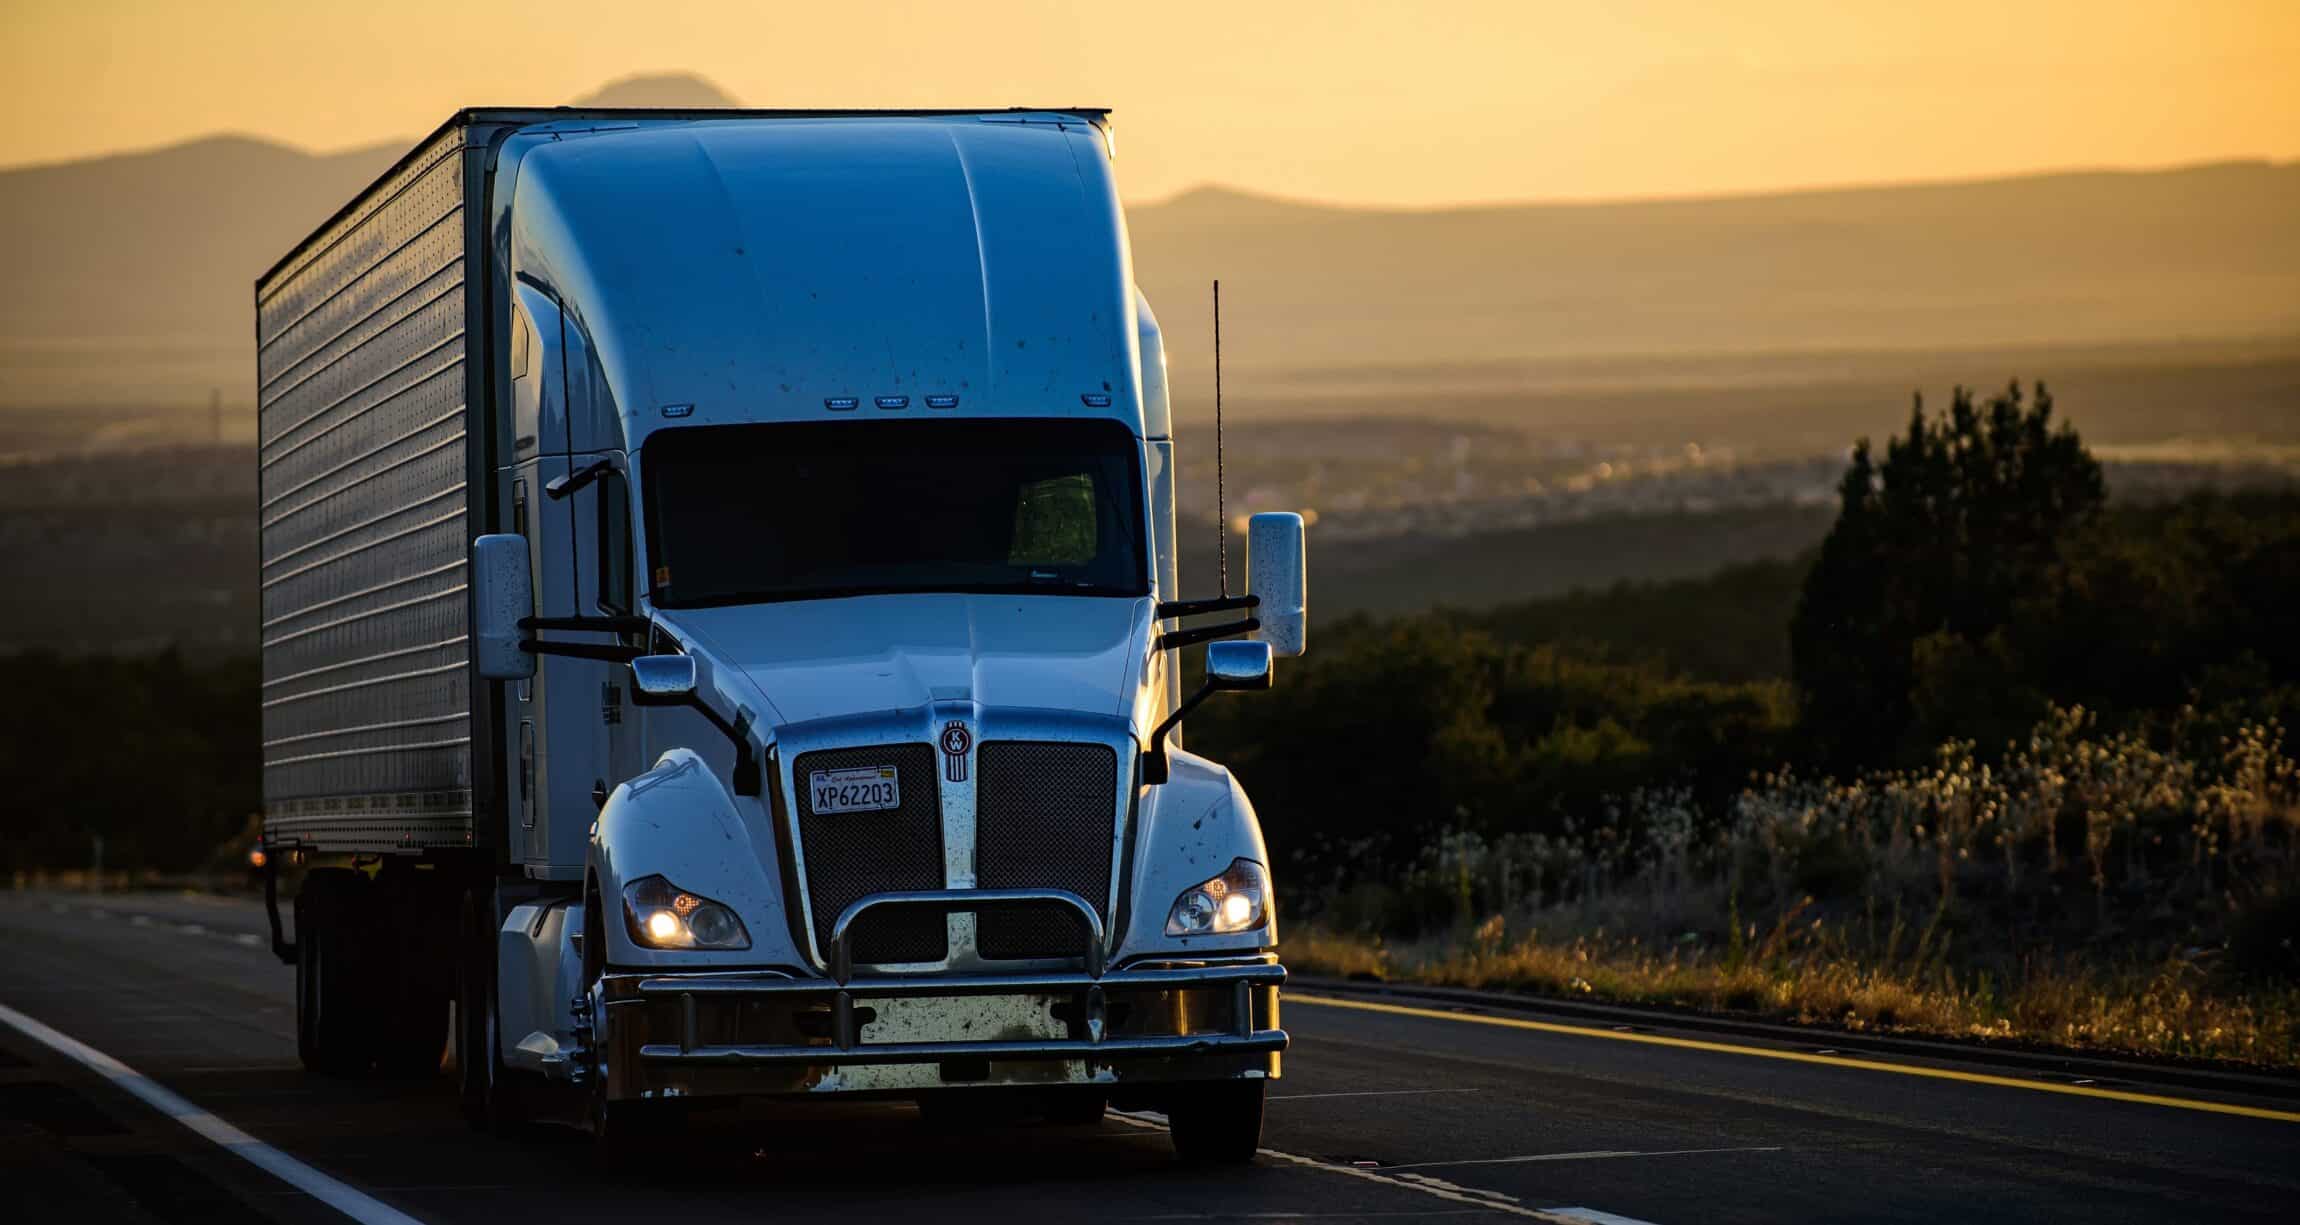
[256,108,1304,1164]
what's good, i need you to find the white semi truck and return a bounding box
[254,107,1305,1162]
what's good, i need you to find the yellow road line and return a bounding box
[1288,993,2300,1125]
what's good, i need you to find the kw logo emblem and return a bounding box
[939,721,972,782]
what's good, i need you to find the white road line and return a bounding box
[1548,1211,1664,1225]
[1127,1204,1490,1213]
[1390,1169,1527,1205]
[1271,1088,1484,1101]
[1384,1146,1782,1171]
[0,1000,427,1225]
[1106,1110,1611,1224]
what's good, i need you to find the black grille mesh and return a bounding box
[975,742,1120,959]
[793,744,946,964]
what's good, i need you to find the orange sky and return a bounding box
[3,0,2295,206]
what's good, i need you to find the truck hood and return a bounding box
[664,594,1157,731]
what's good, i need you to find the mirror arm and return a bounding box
[1157,617,1259,652]
[669,687,761,799]
[699,705,761,798]
[519,614,650,635]
[518,639,647,664]
[1142,681,1221,786]
[1155,594,1259,620]
[544,458,613,501]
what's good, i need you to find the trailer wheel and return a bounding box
[1166,1081,1264,1164]
[294,868,372,1076]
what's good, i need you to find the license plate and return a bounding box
[809,765,901,814]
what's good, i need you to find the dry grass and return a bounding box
[1285,706,2300,1070]
[1286,919,2300,1069]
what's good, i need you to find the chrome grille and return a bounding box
[792,744,946,964]
[974,742,1120,960]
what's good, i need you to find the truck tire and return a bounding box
[375,981,450,1077]
[294,868,372,1076]
[1042,1089,1107,1126]
[456,884,523,1132]
[1167,1081,1265,1164]
[374,873,451,1078]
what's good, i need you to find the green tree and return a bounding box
[1790,382,2103,768]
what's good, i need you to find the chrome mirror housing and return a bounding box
[1205,639,1274,691]
[628,655,698,707]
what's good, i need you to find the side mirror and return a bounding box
[1247,512,1306,657]
[1142,640,1276,784]
[629,655,698,706]
[1204,639,1273,691]
[472,534,536,680]
[628,652,761,797]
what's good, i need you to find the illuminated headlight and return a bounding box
[622,875,750,950]
[1164,858,1269,937]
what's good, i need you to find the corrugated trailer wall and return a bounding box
[255,123,483,854]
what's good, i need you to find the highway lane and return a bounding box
[2,890,2294,1224]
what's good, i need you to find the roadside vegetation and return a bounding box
[1283,704,2298,1067]
[0,650,255,878]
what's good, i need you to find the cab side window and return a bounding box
[597,469,633,613]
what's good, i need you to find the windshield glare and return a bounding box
[641,419,1148,608]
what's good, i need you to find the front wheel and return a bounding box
[1042,1089,1107,1126]
[1167,1080,1265,1164]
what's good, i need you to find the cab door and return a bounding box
[505,283,592,879]
[566,454,644,800]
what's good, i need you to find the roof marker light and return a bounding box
[1080,393,1113,408]
[876,395,910,410]
[660,403,694,418]
[824,396,860,411]
[925,394,960,409]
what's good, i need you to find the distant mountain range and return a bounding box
[3,72,2295,431]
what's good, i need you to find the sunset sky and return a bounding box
[3,0,2295,206]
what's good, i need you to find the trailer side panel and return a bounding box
[256,122,480,853]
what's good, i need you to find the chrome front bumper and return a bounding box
[597,888,1287,1099]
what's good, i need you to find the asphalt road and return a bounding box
[2,890,2295,1224]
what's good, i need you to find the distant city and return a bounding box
[1179,419,2300,544]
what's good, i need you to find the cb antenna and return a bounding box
[1213,279,1228,597]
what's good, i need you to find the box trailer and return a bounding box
[255,107,1306,1160]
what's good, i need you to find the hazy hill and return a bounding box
[0,136,399,409]
[1127,163,2300,396]
[0,73,739,415]
[0,71,2293,442]
[570,73,741,109]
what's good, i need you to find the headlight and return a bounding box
[622,875,750,950]
[1164,858,1269,937]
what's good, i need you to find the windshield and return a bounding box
[641,419,1148,608]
